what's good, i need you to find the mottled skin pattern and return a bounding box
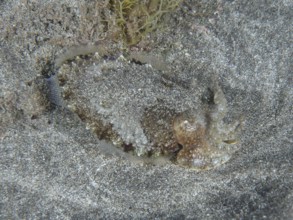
[173,86,240,170]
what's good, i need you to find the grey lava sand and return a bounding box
[0,0,292,219]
